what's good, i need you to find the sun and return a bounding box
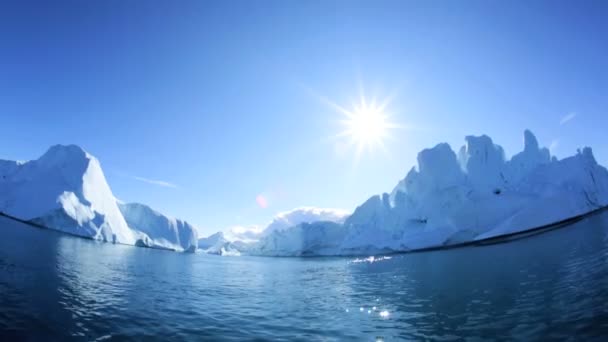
[342,101,390,147]
[334,96,398,157]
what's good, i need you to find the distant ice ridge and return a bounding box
[0,145,198,252]
[201,130,608,256]
[198,231,237,255]
[262,207,350,236]
[197,207,350,256]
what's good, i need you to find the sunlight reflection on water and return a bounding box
[350,255,393,264]
[2,213,608,340]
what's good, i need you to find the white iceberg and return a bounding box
[0,145,198,252]
[4,130,607,257]
[254,221,347,256]
[244,130,608,256]
[0,145,135,244]
[198,207,350,256]
[197,231,238,255]
[262,207,350,236]
[119,202,198,252]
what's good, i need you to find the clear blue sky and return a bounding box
[1,0,606,236]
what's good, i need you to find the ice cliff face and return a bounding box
[339,130,608,254]
[119,202,198,252]
[254,221,347,256]
[0,145,198,252]
[0,145,135,244]
[240,130,608,256]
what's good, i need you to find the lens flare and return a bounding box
[329,93,399,160]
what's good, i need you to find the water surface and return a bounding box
[2,213,608,340]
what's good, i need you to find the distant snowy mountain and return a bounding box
[214,130,608,256]
[0,145,198,252]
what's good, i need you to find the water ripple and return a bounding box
[2,214,608,339]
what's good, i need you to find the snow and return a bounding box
[230,130,608,256]
[0,145,198,252]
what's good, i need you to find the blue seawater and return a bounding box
[1,213,608,340]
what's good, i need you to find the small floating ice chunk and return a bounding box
[379,310,390,318]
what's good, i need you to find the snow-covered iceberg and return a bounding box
[0,145,198,252]
[242,130,608,256]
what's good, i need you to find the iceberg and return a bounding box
[119,202,198,252]
[0,145,135,244]
[4,130,607,257]
[197,231,240,255]
[262,207,350,236]
[198,231,228,250]
[254,221,347,256]
[198,207,350,256]
[236,130,608,256]
[0,145,198,252]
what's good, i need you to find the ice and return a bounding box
[262,207,350,236]
[119,202,198,252]
[198,207,351,256]
[237,130,608,256]
[198,231,228,250]
[0,145,198,252]
[0,145,135,244]
[4,130,607,257]
[254,221,347,256]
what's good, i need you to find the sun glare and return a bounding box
[344,101,390,146]
[333,95,398,158]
